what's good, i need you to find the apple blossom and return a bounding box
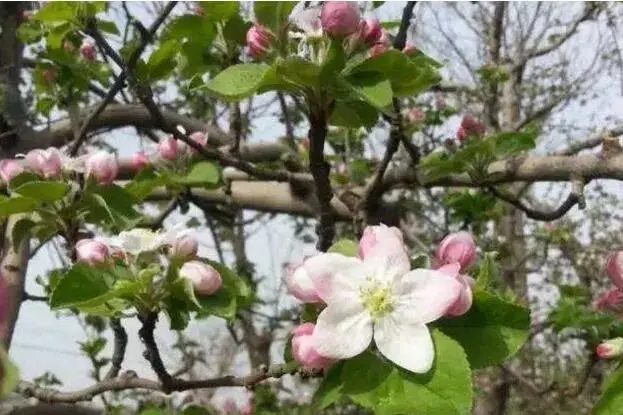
[85,151,118,184]
[435,231,477,272]
[358,224,407,263]
[320,2,361,37]
[596,338,623,359]
[305,242,462,373]
[246,25,272,58]
[0,160,24,184]
[171,235,199,260]
[25,148,63,178]
[437,262,475,316]
[606,251,623,289]
[286,262,323,303]
[158,136,179,160]
[240,400,253,415]
[178,131,208,154]
[406,107,426,123]
[131,151,149,170]
[75,239,109,265]
[80,39,97,60]
[180,261,222,296]
[593,286,623,313]
[402,42,418,55]
[369,31,390,57]
[112,224,189,255]
[291,323,335,369]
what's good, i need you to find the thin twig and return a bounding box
[138,313,173,391]
[17,361,300,404]
[69,2,177,155]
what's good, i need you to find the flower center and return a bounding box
[360,283,394,320]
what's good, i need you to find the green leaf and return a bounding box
[35,2,77,22]
[0,345,19,397]
[348,50,441,97]
[50,263,115,309]
[313,362,346,409]
[346,73,393,111]
[162,14,215,42]
[200,63,275,101]
[97,19,120,35]
[0,197,39,218]
[11,218,36,252]
[84,184,143,229]
[181,405,211,415]
[328,239,358,257]
[275,57,322,89]
[475,252,498,290]
[196,259,252,319]
[147,39,179,81]
[169,277,202,311]
[199,2,239,21]
[320,331,472,415]
[410,253,431,269]
[8,171,39,190]
[330,100,379,128]
[177,161,221,186]
[14,181,70,202]
[437,290,530,368]
[124,168,167,202]
[490,131,536,157]
[254,1,295,32]
[594,363,623,414]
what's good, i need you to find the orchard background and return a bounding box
[0,1,622,414]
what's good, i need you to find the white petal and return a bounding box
[304,253,365,303]
[374,317,434,373]
[392,269,462,324]
[312,303,373,360]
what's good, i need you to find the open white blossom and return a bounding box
[305,250,462,374]
[111,224,190,255]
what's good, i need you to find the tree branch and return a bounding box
[138,313,173,391]
[17,361,300,404]
[103,318,128,380]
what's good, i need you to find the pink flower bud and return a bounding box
[368,31,390,57]
[606,251,623,289]
[158,136,179,160]
[435,231,477,272]
[179,131,208,154]
[76,239,109,265]
[437,262,474,316]
[222,398,237,413]
[63,40,75,53]
[80,39,97,61]
[131,151,150,170]
[86,152,118,184]
[320,2,361,37]
[596,338,623,359]
[593,286,623,313]
[42,68,57,84]
[0,160,24,184]
[406,107,425,123]
[402,42,418,56]
[358,224,406,260]
[240,400,253,415]
[180,260,222,296]
[171,235,198,260]
[246,24,272,58]
[291,323,335,369]
[361,18,382,45]
[457,114,485,141]
[25,148,62,178]
[286,263,323,303]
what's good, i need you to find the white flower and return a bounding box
[305,251,462,374]
[111,224,190,255]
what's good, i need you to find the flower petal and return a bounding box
[392,269,462,324]
[312,303,373,359]
[374,316,434,373]
[303,253,365,302]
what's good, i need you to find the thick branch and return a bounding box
[103,318,128,380]
[138,313,172,390]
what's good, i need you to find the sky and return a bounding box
[8,0,623,410]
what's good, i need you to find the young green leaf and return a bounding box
[13,181,70,202]
[0,197,39,218]
[328,239,358,257]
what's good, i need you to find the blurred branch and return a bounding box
[103,318,128,380]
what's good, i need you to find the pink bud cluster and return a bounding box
[456,114,486,142]
[75,232,221,297]
[156,132,208,161]
[593,251,623,316]
[285,225,479,369]
[0,148,118,185]
[80,39,97,61]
